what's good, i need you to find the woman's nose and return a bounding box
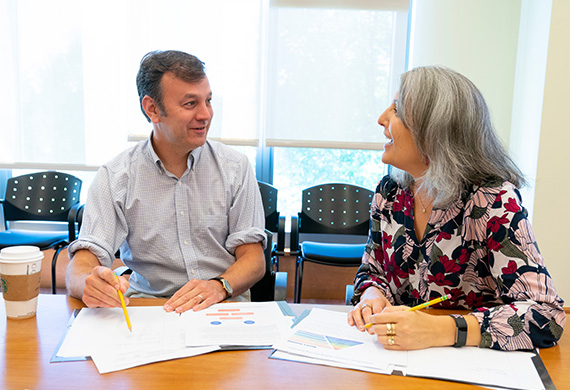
[378,107,390,127]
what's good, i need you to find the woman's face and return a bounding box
[379,94,428,178]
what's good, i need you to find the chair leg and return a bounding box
[51,245,64,294]
[294,256,304,303]
[273,255,279,272]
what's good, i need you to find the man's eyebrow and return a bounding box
[182,92,212,100]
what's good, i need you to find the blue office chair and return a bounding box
[0,171,83,294]
[290,183,373,303]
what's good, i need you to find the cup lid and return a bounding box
[0,245,43,261]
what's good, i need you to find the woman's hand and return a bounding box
[368,306,457,350]
[347,287,392,332]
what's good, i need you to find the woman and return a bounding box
[348,66,565,351]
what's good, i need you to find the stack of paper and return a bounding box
[271,308,546,390]
[184,301,294,348]
[53,302,294,374]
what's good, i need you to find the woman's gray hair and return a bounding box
[390,66,526,207]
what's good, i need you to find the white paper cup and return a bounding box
[0,245,43,319]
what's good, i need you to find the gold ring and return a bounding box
[387,335,395,346]
[386,322,396,336]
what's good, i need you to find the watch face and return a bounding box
[221,278,233,297]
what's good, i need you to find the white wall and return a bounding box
[509,0,552,221]
[409,0,521,146]
[409,0,569,304]
[533,0,570,305]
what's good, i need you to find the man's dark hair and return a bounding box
[136,50,206,122]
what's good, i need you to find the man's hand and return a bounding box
[66,249,129,308]
[164,279,227,313]
[82,266,130,308]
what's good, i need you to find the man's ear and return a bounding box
[142,95,161,123]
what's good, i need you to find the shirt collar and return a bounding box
[145,135,165,173]
[188,143,204,171]
[144,134,206,173]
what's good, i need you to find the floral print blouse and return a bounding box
[352,175,566,351]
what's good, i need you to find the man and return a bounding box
[66,50,266,314]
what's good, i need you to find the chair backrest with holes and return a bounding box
[257,181,280,233]
[297,183,373,236]
[2,171,82,226]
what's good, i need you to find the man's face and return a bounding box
[151,72,213,153]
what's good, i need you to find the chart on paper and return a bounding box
[272,308,406,372]
[184,301,294,347]
[288,329,364,350]
[206,307,258,325]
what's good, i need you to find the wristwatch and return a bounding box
[450,314,468,347]
[210,277,233,299]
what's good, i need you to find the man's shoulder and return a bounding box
[205,140,248,163]
[103,140,149,173]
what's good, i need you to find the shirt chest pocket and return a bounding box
[195,214,229,242]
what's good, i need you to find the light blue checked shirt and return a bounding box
[68,139,266,298]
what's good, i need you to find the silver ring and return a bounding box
[361,303,370,310]
[197,294,204,301]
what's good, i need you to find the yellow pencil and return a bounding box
[407,293,452,312]
[363,294,451,328]
[113,272,132,332]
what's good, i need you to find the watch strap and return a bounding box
[450,314,468,347]
[209,277,233,299]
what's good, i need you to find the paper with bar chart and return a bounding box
[184,301,294,347]
[272,308,407,373]
[271,308,545,389]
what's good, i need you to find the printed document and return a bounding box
[271,308,545,390]
[272,308,407,373]
[184,301,294,347]
[55,306,218,373]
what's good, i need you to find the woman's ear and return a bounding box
[142,95,161,123]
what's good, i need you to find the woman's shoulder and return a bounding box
[376,175,402,200]
[468,180,522,208]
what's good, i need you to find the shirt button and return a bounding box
[184,240,189,245]
[191,270,196,275]
[180,211,184,215]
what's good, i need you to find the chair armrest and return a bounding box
[345,284,355,305]
[67,203,84,242]
[289,215,299,255]
[0,199,5,230]
[274,271,287,301]
[276,216,286,253]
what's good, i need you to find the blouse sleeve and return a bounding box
[470,184,566,350]
[351,176,396,305]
